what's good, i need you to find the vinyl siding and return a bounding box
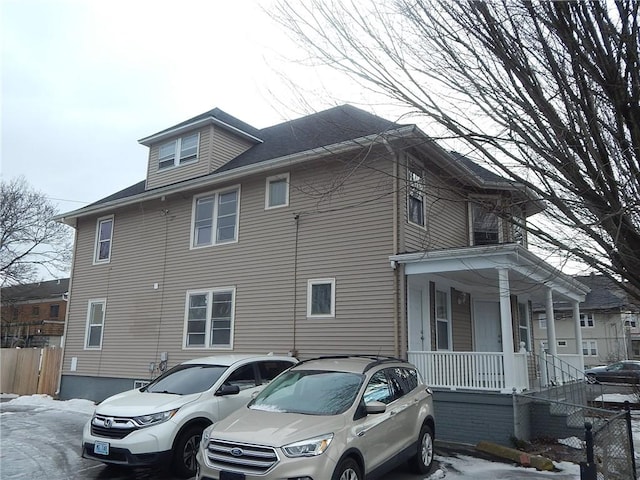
[210,127,254,171]
[63,152,398,380]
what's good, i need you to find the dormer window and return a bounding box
[158,133,199,170]
[470,198,501,246]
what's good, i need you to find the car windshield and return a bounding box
[249,370,364,415]
[143,364,227,395]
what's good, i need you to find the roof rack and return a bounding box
[294,354,408,373]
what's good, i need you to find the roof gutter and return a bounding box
[55,126,417,225]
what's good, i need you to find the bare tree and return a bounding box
[0,177,72,286]
[272,0,640,299]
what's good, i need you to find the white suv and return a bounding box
[81,354,297,477]
[196,355,435,480]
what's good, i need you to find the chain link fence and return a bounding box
[581,403,636,480]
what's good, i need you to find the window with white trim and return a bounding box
[582,340,598,356]
[580,313,595,328]
[538,314,547,330]
[85,299,106,349]
[94,215,114,264]
[184,288,235,349]
[158,132,199,170]
[435,289,451,350]
[518,302,530,350]
[557,340,567,347]
[470,199,501,245]
[191,188,239,248]
[265,173,290,209]
[511,206,527,246]
[407,161,426,227]
[307,278,335,318]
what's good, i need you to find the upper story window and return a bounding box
[191,188,239,248]
[407,161,426,227]
[50,304,60,318]
[470,199,501,245]
[265,173,290,209]
[158,133,199,170]
[94,215,114,264]
[184,288,235,349]
[307,278,336,318]
[511,205,527,247]
[31,306,40,316]
[580,313,595,328]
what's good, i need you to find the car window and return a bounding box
[363,371,394,404]
[389,367,419,397]
[609,362,624,371]
[225,363,258,390]
[258,360,293,383]
[145,364,227,395]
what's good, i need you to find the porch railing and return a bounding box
[408,350,529,392]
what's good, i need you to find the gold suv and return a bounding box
[195,355,435,480]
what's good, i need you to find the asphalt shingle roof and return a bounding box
[1,278,70,302]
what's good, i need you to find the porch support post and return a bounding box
[545,288,558,356]
[498,268,515,391]
[573,300,584,370]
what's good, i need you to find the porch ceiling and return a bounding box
[390,244,589,303]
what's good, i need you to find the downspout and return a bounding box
[291,213,300,357]
[383,137,400,357]
[56,226,78,397]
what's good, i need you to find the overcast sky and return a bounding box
[1,0,362,214]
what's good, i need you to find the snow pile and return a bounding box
[5,394,96,415]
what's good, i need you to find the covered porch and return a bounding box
[391,244,590,393]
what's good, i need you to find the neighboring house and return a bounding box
[1,279,69,348]
[56,105,589,445]
[533,274,640,367]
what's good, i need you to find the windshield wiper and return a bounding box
[148,389,181,395]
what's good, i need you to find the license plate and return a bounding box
[94,441,109,455]
[220,472,245,480]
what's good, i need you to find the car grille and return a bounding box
[91,414,138,439]
[205,439,279,474]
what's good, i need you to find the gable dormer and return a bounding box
[139,108,263,190]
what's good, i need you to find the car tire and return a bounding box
[332,457,362,480]
[408,424,434,474]
[585,374,598,384]
[172,425,203,478]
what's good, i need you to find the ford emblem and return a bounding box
[104,418,113,428]
[230,448,244,457]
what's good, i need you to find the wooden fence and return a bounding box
[0,347,63,396]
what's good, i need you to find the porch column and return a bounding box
[498,268,515,390]
[573,300,584,370]
[545,288,558,356]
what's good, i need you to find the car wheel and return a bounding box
[408,424,434,474]
[172,425,203,478]
[332,457,362,480]
[585,374,598,384]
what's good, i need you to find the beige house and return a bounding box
[56,105,589,445]
[533,274,640,368]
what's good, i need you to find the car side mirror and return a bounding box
[216,384,240,396]
[365,401,386,415]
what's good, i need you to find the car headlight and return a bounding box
[132,409,179,427]
[282,434,334,457]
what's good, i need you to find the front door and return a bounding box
[408,286,428,351]
[474,300,502,352]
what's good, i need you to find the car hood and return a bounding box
[96,388,200,416]
[210,407,347,447]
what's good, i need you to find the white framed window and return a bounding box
[265,173,290,209]
[158,132,200,170]
[93,215,114,264]
[511,206,527,247]
[582,340,598,356]
[538,314,547,330]
[435,289,451,350]
[184,288,235,349]
[624,318,637,328]
[85,299,106,349]
[580,313,595,328]
[191,187,240,248]
[407,161,426,227]
[470,199,502,246]
[307,278,336,318]
[557,340,567,347]
[518,302,530,350]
